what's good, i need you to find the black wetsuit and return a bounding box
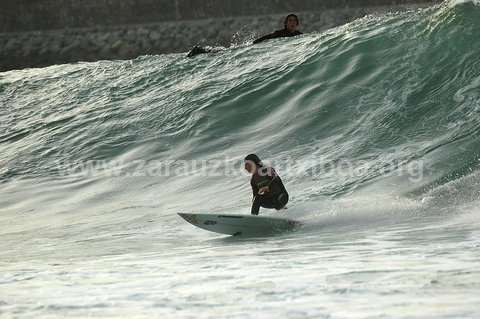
[187,46,209,57]
[250,166,289,215]
[187,29,303,58]
[253,29,303,44]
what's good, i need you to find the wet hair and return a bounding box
[244,154,263,167]
[284,14,300,28]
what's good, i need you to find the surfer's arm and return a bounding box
[251,180,259,199]
[253,31,282,44]
[253,35,271,44]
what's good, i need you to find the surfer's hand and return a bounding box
[258,186,270,195]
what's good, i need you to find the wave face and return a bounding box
[1,2,480,318]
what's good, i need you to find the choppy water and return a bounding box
[1,1,480,318]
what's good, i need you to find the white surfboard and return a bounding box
[178,213,301,236]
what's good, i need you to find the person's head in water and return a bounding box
[244,154,262,174]
[284,14,300,33]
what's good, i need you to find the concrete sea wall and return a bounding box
[0,0,440,71]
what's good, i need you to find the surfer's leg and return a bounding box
[274,193,289,210]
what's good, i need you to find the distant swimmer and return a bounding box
[244,154,289,216]
[253,14,303,44]
[187,14,303,58]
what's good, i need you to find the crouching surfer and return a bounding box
[244,154,289,215]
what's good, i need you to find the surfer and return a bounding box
[244,154,289,215]
[187,14,303,58]
[252,14,303,44]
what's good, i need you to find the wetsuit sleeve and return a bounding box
[251,179,258,198]
[253,31,282,44]
[251,196,261,215]
[187,46,210,58]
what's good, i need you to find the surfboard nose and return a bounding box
[178,213,198,225]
